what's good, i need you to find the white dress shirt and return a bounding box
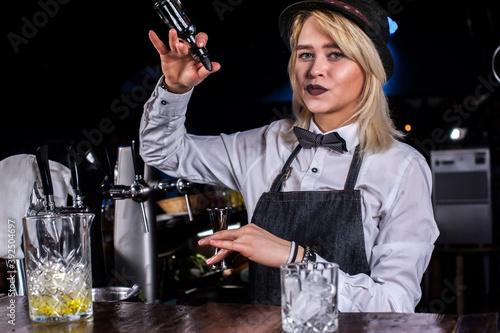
[139,78,440,313]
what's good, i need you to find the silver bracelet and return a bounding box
[301,245,317,263]
[286,241,296,264]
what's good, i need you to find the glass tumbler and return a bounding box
[22,213,94,323]
[281,262,339,333]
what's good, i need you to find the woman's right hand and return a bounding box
[149,29,221,94]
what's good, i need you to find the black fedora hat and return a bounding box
[279,0,394,80]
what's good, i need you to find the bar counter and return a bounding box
[0,296,497,332]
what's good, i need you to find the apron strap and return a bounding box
[271,144,362,192]
[270,145,302,192]
[344,145,362,190]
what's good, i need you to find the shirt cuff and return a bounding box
[148,76,194,116]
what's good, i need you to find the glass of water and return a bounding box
[281,262,339,333]
[22,213,94,323]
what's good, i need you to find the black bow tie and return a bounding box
[293,127,347,153]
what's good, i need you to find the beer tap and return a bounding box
[105,140,151,232]
[71,142,196,301]
[105,140,195,232]
[67,146,90,212]
[35,145,56,213]
[152,178,194,222]
[33,145,90,215]
[130,140,151,233]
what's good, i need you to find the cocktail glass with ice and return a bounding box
[281,262,339,332]
[22,213,94,323]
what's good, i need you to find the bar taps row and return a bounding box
[34,140,194,232]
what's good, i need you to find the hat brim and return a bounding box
[278,0,394,79]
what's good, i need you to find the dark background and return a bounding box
[3,0,499,161]
[3,0,500,313]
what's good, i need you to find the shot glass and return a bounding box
[22,213,94,323]
[206,207,232,270]
[281,262,339,332]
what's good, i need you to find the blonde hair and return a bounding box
[285,10,403,154]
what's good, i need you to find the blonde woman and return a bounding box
[141,0,439,312]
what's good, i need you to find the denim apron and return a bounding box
[248,144,370,305]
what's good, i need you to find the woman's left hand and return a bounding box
[198,224,295,268]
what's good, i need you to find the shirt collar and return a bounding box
[308,119,360,153]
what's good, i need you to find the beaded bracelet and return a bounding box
[301,246,317,263]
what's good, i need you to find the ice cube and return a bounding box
[284,274,300,304]
[305,272,328,287]
[290,290,322,324]
[303,272,331,297]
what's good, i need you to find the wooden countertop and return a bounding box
[0,296,497,332]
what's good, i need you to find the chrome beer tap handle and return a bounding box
[176,179,193,222]
[153,178,194,222]
[130,140,151,233]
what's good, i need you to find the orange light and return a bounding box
[405,124,412,132]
